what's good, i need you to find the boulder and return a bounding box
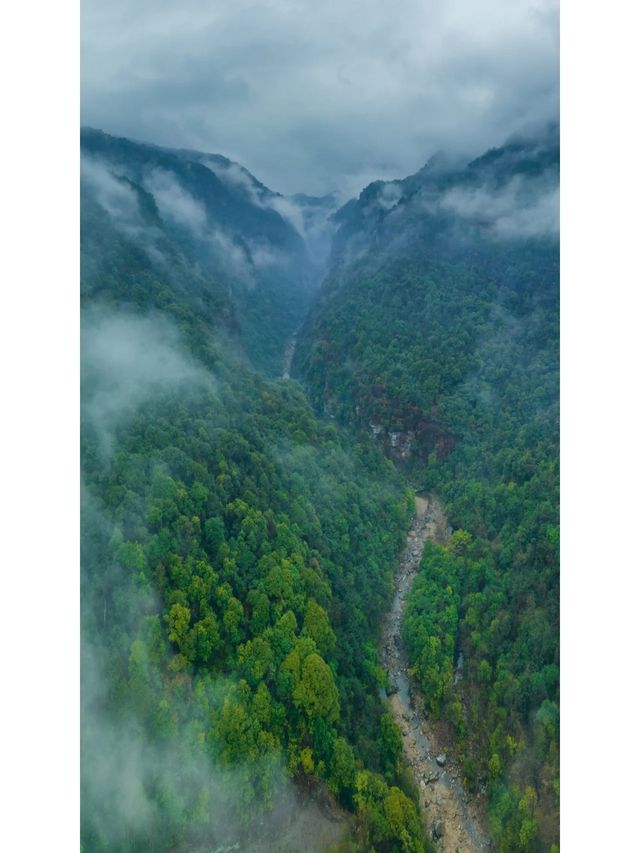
[436,752,447,767]
[432,820,445,840]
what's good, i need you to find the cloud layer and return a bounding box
[81,0,559,195]
[438,174,559,239]
[81,310,214,456]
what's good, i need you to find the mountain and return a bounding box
[295,125,560,850]
[81,132,430,851]
[81,124,559,852]
[81,127,331,375]
[325,123,558,274]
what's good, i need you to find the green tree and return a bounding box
[302,598,336,655]
[293,653,339,723]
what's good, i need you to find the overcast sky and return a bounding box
[81,0,558,196]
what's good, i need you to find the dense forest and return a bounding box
[82,127,558,851]
[81,128,335,376]
[81,132,431,852]
[295,127,559,851]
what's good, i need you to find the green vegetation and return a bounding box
[297,133,559,850]
[82,374,427,849]
[81,139,431,850]
[82,126,559,851]
[81,127,318,376]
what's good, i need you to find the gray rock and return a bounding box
[432,820,445,840]
[436,752,447,767]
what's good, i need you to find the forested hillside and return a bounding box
[81,128,336,375]
[82,125,559,852]
[81,136,431,852]
[295,127,560,851]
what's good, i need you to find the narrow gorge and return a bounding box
[381,496,489,851]
[81,126,559,852]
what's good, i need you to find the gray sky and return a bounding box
[81,0,558,196]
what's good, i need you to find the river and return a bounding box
[282,323,490,848]
[380,495,491,852]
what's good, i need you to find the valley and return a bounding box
[81,125,559,852]
[381,496,489,852]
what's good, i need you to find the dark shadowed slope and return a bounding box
[82,127,337,375]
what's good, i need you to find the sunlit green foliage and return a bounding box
[82,327,423,849]
[297,133,559,850]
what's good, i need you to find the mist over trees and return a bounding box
[81,133,432,851]
[81,124,558,851]
[296,126,559,851]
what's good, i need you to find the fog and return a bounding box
[82,0,559,195]
[81,309,214,456]
[80,488,336,852]
[438,173,559,239]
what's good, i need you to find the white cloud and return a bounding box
[143,167,208,233]
[81,310,214,456]
[82,156,167,263]
[81,0,559,195]
[440,174,559,238]
[82,157,144,236]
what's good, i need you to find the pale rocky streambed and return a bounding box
[380,495,491,852]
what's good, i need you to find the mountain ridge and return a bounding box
[81,123,559,851]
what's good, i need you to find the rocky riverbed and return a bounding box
[380,495,491,852]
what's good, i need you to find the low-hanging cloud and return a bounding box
[376,182,404,212]
[439,174,559,239]
[82,636,286,851]
[81,487,347,851]
[208,159,268,207]
[82,156,170,268]
[142,166,261,284]
[81,0,559,196]
[82,157,150,241]
[81,309,215,456]
[199,158,313,240]
[209,228,255,283]
[144,167,208,234]
[246,238,288,270]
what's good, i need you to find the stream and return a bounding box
[282,321,490,849]
[282,330,299,379]
[380,495,491,852]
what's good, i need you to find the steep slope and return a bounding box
[81,127,331,375]
[81,134,431,851]
[295,126,559,851]
[81,123,560,852]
